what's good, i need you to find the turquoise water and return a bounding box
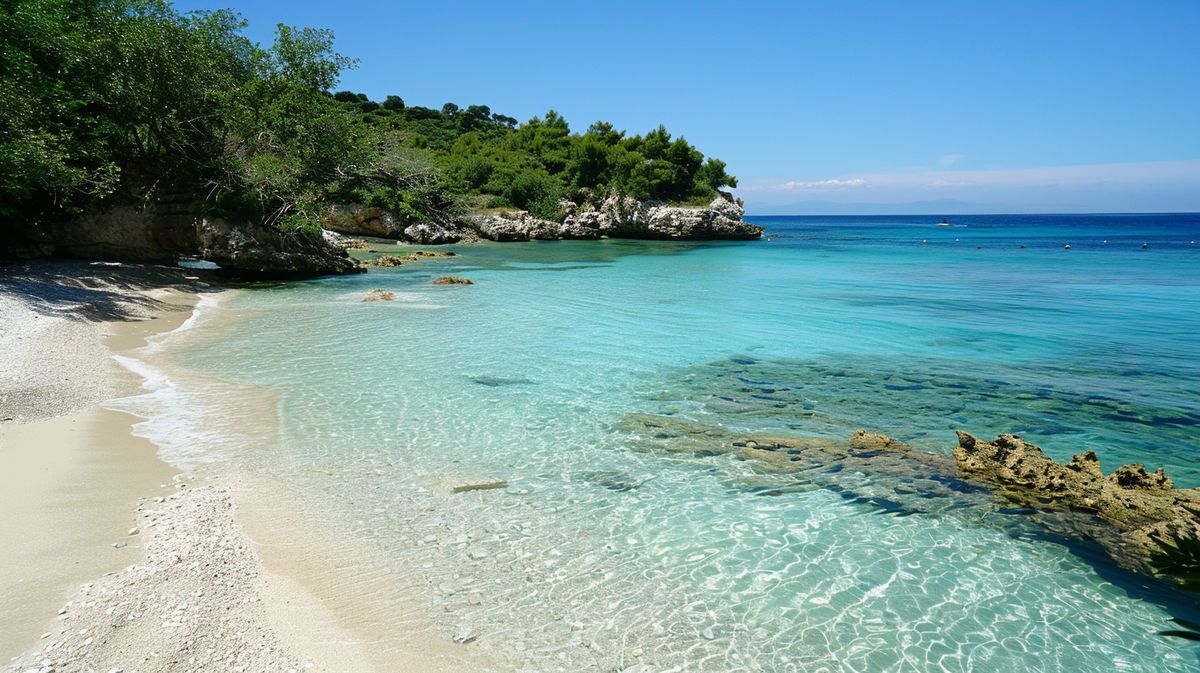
[144,214,1199,671]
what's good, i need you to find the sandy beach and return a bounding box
[1,261,486,673]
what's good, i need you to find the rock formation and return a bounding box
[614,413,1200,586]
[361,288,396,302]
[465,192,763,242]
[324,205,403,238]
[5,191,363,277]
[325,192,763,244]
[579,192,763,240]
[197,219,360,277]
[364,250,456,268]
[468,213,568,242]
[953,431,1200,571]
[403,222,464,245]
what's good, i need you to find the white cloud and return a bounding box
[735,159,1200,211]
[937,154,966,167]
[772,178,867,191]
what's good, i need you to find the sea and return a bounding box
[110,213,1200,672]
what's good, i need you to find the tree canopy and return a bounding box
[1,0,737,234]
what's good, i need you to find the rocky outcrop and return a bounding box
[403,222,464,245]
[468,213,577,242]
[197,219,361,277]
[582,192,763,240]
[465,192,763,242]
[615,412,1199,585]
[362,288,396,302]
[321,192,762,244]
[322,229,368,250]
[953,432,1200,562]
[364,250,457,268]
[324,205,403,238]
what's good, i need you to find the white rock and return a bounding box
[451,624,477,644]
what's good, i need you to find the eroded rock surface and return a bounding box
[362,289,396,302]
[614,413,1200,584]
[583,192,763,240]
[953,431,1200,570]
[198,218,360,277]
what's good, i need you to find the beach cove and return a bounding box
[5,213,1198,672]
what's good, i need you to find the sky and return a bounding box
[173,0,1200,214]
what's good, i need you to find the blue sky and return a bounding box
[174,0,1200,213]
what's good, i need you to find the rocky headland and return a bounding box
[329,191,764,244]
[7,191,762,278]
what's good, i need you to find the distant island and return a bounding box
[1,1,760,276]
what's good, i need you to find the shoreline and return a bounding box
[1,260,485,672]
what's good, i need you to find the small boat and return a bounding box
[937,218,952,227]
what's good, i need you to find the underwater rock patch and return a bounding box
[613,411,1200,588]
[469,375,533,387]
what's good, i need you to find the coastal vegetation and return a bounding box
[1,0,737,247]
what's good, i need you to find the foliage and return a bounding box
[1,0,737,236]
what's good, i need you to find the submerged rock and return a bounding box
[452,624,478,644]
[451,479,508,494]
[615,411,1200,586]
[368,254,406,268]
[469,375,533,387]
[365,250,457,268]
[362,289,396,302]
[433,276,473,285]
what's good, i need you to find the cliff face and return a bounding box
[6,191,761,274]
[328,192,764,244]
[11,192,200,263]
[5,197,361,278]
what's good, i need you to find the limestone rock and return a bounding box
[849,429,909,452]
[321,229,367,250]
[563,191,763,240]
[197,218,361,277]
[8,190,199,262]
[466,191,761,242]
[324,205,402,238]
[362,289,396,302]
[367,255,406,268]
[433,276,472,285]
[366,250,457,268]
[469,213,562,241]
[1110,463,1173,490]
[952,431,1200,574]
[403,222,463,245]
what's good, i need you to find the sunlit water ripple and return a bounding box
[138,214,1200,671]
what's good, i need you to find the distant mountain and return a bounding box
[746,198,994,216]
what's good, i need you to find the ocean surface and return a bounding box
[115,213,1200,672]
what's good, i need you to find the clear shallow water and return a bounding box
[136,214,1199,671]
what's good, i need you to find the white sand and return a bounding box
[1,260,486,672]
